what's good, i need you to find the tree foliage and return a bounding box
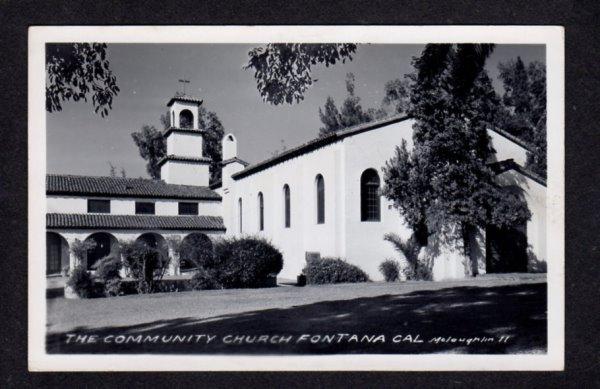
[383,44,531,250]
[70,238,97,262]
[46,43,119,117]
[497,57,547,177]
[245,44,357,105]
[382,78,411,115]
[119,240,170,294]
[318,96,342,135]
[199,107,225,184]
[131,125,167,180]
[318,73,385,137]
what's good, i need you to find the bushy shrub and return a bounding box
[189,267,223,290]
[92,254,123,297]
[207,236,283,288]
[103,278,122,297]
[93,254,122,281]
[66,266,94,298]
[120,240,170,293]
[379,259,400,282]
[303,257,370,284]
[70,238,97,263]
[402,263,433,281]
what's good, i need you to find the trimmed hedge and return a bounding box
[303,257,370,284]
[189,268,223,290]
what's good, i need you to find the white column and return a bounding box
[166,236,181,276]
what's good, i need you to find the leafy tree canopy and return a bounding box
[497,57,547,177]
[46,43,119,117]
[382,78,411,115]
[318,73,386,137]
[245,44,357,105]
[131,125,166,180]
[383,44,531,247]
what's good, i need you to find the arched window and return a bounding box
[283,184,291,228]
[258,192,264,231]
[238,198,243,233]
[179,109,194,129]
[361,168,381,221]
[316,174,325,224]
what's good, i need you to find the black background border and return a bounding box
[1,0,598,386]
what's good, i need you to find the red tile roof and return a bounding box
[47,213,225,231]
[46,174,221,200]
[166,95,203,107]
[231,115,410,180]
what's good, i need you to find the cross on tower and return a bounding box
[178,78,190,95]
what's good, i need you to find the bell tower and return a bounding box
[159,95,211,186]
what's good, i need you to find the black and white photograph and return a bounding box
[28,26,564,371]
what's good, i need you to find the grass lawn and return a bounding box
[46,275,547,354]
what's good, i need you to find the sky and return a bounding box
[46,44,545,178]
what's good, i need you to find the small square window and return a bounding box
[135,202,155,215]
[87,199,110,213]
[178,202,198,215]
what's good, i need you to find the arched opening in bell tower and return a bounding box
[179,109,194,129]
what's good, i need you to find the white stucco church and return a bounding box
[46,95,547,281]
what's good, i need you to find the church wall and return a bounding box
[161,160,210,186]
[342,119,416,280]
[47,195,221,216]
[167,132,204,159]
[225,142,344,280]
[488,130,528,166]
[47,196,88,213]
[224,119,419,281]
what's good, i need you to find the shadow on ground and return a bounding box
[47,283,546,354]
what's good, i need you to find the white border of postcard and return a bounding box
[28,25,564,371]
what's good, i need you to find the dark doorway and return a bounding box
[85,233,115,269]
[179,233,213,272]
[486,224,528,273]
[46,232,67,275]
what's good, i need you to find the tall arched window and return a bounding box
[258,192,264,231]
[238,198,243,233]
[283,184,291,228]
[179,109,194,128]
[316,174,325,224]
[361,168,381,221]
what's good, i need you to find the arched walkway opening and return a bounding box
[135,233,169,262]
[179,233,213,272]
[84,232,120,270]
[46,232,69,275]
